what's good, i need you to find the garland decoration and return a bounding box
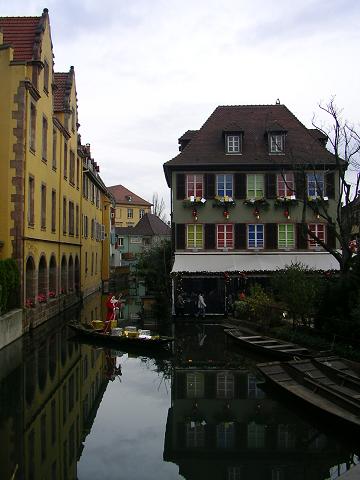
[183,196,206,222]
[213,195,236,220]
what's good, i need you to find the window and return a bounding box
[41,183,46,229]
[43,60,49,93]
[217,422,235,449]
[186,423,205,448]
[119,237,124,247]
[64,143,68,179]
[248,374,265,399]
[130,236,142,244]
[278,224,295,248]
[226,134,241,153]
[248,224,264,249]
[96,188,100,207]
[308,223,325,247]
[139,209,145,219]
[91,252,94,275]
[217,174,233,197]
[63,197,67,234]
[127,208,133,219]
[76,158,80,189]
[186,174,203,198]
[217,372,235,398]
[186,372,204,398]
[41,116,48,161]
[85,252,88,274]
[69,150,75,185]
[51,190,56,232]
[247,422,265,448]
[52,128,57,169]
[28,176,35,225]
[307,172,324,197]
[217,224,234,249]
[30,103,36,151]
[75,204,79,237]
[277,172,294,197]
[278,424,296,449]
[69,202,74,236]
[247,174,264,199]
[269,133,285,153]
[186,224,203,249]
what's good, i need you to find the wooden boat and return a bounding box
[68,322,174,350]
[225,328,312,359]
[257,358,360,430]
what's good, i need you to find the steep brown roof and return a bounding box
[53,72,69,111]
[0,9,48,61]
[132,213,171,236]
[107,185,152,207]
[164,105,336,176]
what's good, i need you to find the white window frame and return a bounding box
[216,174,233,197]
[186,174,204,198]
[307,172,324,198]
[278,224,295,249]
[186,224,203,249]
[226,135,241,153]
[127,208,133,219]
[216,372,235,398]
[247,224,264,249]
[246,174,264,199]
[186,372,204,398]
[270,134,285,153]
[308,223,325,248]
[216,224,234,249]
[277,172,294,197]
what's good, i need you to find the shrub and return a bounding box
[0,258,20,314]
[246,284,281,329]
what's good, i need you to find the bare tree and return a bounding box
[298,97,360,273]
[152,192,167,223]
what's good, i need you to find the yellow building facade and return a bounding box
[0,9,111,329]
[107,184,152,227]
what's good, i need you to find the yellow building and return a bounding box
[0,9,111,329]
[107,184,152,227]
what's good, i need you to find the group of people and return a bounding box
[176,291,206,318]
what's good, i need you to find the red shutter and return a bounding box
[265,173,276,199]
[296,223,308,249]
[234,173,246,199]
[204,224,216,249]
[176,174,185,200]
[176,224,185,249]
[265,223,277,249]
[204,173,215,199]
[235,223,246,249]
[326,172,335,199]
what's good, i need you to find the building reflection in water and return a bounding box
[0,302,359,480]
[0,292,110,480]
[164,324,359,480]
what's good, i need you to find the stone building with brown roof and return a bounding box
[107,184,152,227]
[164,104,340,315]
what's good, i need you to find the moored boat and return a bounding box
[257,358,360,431]
[225,328,312,359]
[68,321,174,350]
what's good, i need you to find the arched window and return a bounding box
[49,255,57,295]
[61,255,67,294]
[68,255,74,292]
[25,356,36,405]
[25,256,36,304]
[74,255,80,294]
[38,343,48,391]
[38,255,48,296]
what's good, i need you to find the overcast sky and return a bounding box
[2,0,359,216]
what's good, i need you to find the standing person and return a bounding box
[197,292,206,318]
[176,291,185,317]
[104,293,118,334]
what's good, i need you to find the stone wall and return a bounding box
[24,293,80,331]
[0,309,23,350]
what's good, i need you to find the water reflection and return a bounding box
[0,295,359,480]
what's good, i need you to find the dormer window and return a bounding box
[269,133,285,153]
[226,134,241,153]
[127,195,132,202]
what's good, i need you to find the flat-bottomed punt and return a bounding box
[68,322,174,350]
[225,328,312,359]
[257,357,360,431]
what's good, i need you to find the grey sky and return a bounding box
[1,0,359,214]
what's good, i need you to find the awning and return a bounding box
[171,251,340,274]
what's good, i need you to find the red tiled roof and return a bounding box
[53,72,69,111]
[164,105,336,170]
[0,16,41,61]
[107,184,152,207]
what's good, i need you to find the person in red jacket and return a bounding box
[104,294,118,334]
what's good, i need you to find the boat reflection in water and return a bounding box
[163,324,359,480]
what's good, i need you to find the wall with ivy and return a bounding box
[0,259,20,315]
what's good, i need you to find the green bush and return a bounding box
[0,258,20,314]
[246,284,281,329]
[233,300,249,319]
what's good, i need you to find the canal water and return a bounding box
[1,292,359,480]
